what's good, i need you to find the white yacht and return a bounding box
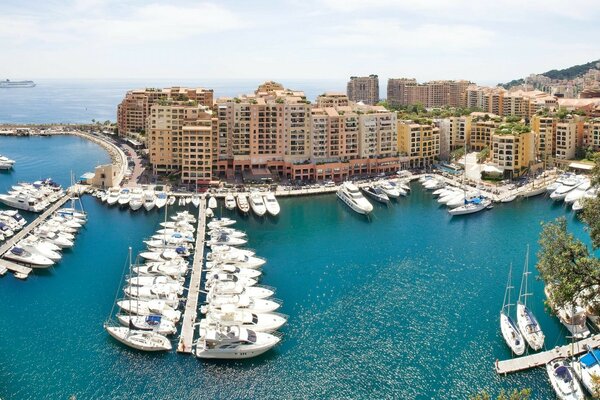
[124,285,180,307]
[376,180,401,198]
[208,196,217,209]
[208,282,274,299]
[571,347,600,398]
[572,187,598,212]
[0,192,47,212]
[104,325,172,352]
[448,197,491,216]
[116,314,177,336]
[207,246,255,259]
[117,299,181,323]
[550,176,585,202]
[139,248,187,262]
[423,178,445,190]
[446,192,481,209]
[516,246,545,351]
[134,263,189,279]
[142,191,156,211]
[0,155,15,169]
[118,188,132,207]
[438,189,462,205]
[193,325,280,359]
[236,194,250,214]
[500,264,525,355]
[205,273,258,289]
[106,187,121,206]
[4,246,54,267]
[206,253,265,269]
[249,193,267,217]
[0,222,14,237]
[154,192,168,209]
[361,185,390,204]
[263,193,280,216]
[337,182,373,215]
[17,238,62,261]
[205,264,262,279]
[128,188,143,211]
[33,228,74,248]
[207,234,248,247]
[224,193,236,210]
[127,275,184,287]
[564,180,591,205]
[208,294,281,313]
[546,358,585,400]
[201,305,287,333]
[546,286,591,339]
[191,194,201,208]
[207,217,236,228]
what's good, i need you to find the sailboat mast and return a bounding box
[502,263,514,314]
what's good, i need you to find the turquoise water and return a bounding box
[0,136,595,399]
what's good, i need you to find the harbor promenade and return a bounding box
[0,187,76,278]
[177,198,207,353]
[495,334,600,374]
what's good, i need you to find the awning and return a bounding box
[80,172,95,180]
[482,165,503,174]
[569,162,594,171]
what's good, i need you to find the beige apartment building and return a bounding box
[387,79,470,108]
[490,128,534,178]
[531,115,556,160]
[469,114,501,151]
[117,87,214,138]
[445,115,471,151]
[347,75,379,105]
[147,101,216,184]
[555,121,578,160]
[398,121,440,168]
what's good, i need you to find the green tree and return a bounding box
[470,388,531,400]
[581,157,600,248]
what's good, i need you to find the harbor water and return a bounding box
[0,135,596,399]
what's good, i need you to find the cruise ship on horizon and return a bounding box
[0,79,36,88]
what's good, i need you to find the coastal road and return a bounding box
[120,143,145,186]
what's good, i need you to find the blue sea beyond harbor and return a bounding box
[0,135,596,399]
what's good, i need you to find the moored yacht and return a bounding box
[116,314,177,336]
[142,190,156,211]
[376,180,401,198]
[154,192,168,209]
[224,193,236,210]
[106,187,121,206]
[546,358,585,400]
[208,196,217,209]
[263,193,280,216]
[448,197,491,216]
[4,246,54,267]
[117,188,132,207]
[104,325,172,351]
[337,182,373,215]
[193,325,280,359]
[201,304,287,333]
[249,193,267,217]
[236,194,250,214]
[571,347,600,398]
[361,185,390,204]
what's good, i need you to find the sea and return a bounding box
[0,79,348,124]
[0,134,596,399]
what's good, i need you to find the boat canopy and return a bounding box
[580,349,600,368]
[145,315,162,325]
[554,365,572,381]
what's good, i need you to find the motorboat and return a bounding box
[207,217,236,228]
[0,222,14,237]
[191,195,201,208]
[207,294,281,313]
[2,210,26,227]
[146,245,191,258]
[33,229,74,248]
[206,253,265,269]
[0,192,47,212]
[104,325,172,351]
[207,227,246,238]
[249,193,267,217]
[193,325,280,359]
[564,180,591,205]
[117,188,132,207]
[224,193,236,210]
[0,155,15,169]
[151,232,194,243]
[571,347,600,398]
[236,194,250,214]
[139,248,188,262]
[205,273,258,289]
[205,264,262,279]
[125,280,184,296]
[207,283,273,300]
[446,192,481,209]
[134,263,189,278]
[263,193,280,216]
[546,286,590,339]
[172,211,197,223]
[201,304,287,333]
[550,177,585,202]
[207,246,255,259]
[546,358,585,400]
[438,189,462,205]
[106,187,121,206]
[361,185,390,204]
[572,188,598,212]
[336,182,373,215]
[448,197,491,216]
[128,188,143,211]
[17,238,62,261]
[144,239,193,251]
[155,192,168,209]
[423,178,445,190]
[116,314,177,336]
[127,275,184,287]
[124,285,180,307]
[376,180,401,198]
[143,190,156,211]
[160,220,195,231]
[155,227,194,237]
[117,299,181,323]
[208,196,217,209]
[4,246,54,267]
[207,234,247,247]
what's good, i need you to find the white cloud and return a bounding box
[320,20,495,52]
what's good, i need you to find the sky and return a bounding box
[1,0,599,84]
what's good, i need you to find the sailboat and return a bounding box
[516,245,545,351]
[104,248,172,351]
[500,263,526,355]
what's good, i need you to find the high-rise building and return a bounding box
[146,101,216,184]
[117,87,213,138]
[386,79,470,108]
[347,75,379,105]
[531,115,556,160]
[398,121,440,168]
[490,127,534,178]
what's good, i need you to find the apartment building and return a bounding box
[490,127,534,178]
[531,115,556,160]
[398,121,440,168]
[146,101,215,184]
[117,87,214,137]
[555,121,578,160]
[347,75,379,105]
[386,79,470,108]
[584,118,600,151]
[444,115,471,151]
[470,114,501,151]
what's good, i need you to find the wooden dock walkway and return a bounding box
[0,188,75,278]
[496,334,600,374]
[177,198,206,353]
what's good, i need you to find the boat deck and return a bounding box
[177,198,206,353]
[495,334,600,374]
[0,186,77,279]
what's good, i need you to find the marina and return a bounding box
[177,199,206,353]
